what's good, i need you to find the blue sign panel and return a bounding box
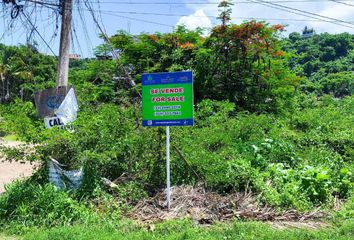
[142,119,194,127]
[142,71,193,86]
[142,71,194,127]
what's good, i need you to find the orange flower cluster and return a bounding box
[229,22,270,44]
[272,50,285,57]
[178,42,194,50]
[148,34,159,42]
[271,24,285,32]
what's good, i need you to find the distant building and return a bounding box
[69,54,81,60]
[302,26,314,38]
[96,55,113,61]
[95,49,121,61]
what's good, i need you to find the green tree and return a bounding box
[0,44,57,102]
[319,71,354,97]
[194,21,298,112]
[283,32,354,79]
[217,0,234,28]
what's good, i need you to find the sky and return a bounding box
[1,0,354,58]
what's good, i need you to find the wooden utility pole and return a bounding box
[56,0,73,87]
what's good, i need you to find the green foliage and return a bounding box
[106,22,299,113]
[195,21,298,112]
[299,166,332,203]
[0,99,43,141]
[1,96,353,211]
[0,44,56,102]
[319,72,354,98]
[337,194,354,220]
[111,182,148,205]
[172,97,352,209]
[69,59,120,104]
[217,0,234,26]
[0,181,95,228]
[283,32,354,98]
[110,26,204,75]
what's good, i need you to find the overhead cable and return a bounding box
[248,0,354,29]
[90,0,354,4]
[329,0,354,7]
[251,0,354,27]
[83,9,354,24]
[20,9,58,57]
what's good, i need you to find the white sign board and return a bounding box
[44,117,65,129]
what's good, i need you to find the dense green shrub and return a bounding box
[0,44,57,102]
[0,181,95,227]
[0,100,42,142]
[1,96,353,211]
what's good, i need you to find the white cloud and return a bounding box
[181,1,354,35]
[311,4,354,34]
[176,9,212,31]
[319,4,354,20]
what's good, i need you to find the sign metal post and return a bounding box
[142,71,194,210]
[166,126,171,209]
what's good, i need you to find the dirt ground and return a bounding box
[0,139,36,193]
[0,234,17,240]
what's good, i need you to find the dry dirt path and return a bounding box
[0,139,36,193]
[0,234,18,240]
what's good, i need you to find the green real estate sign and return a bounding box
[142,71,194,127]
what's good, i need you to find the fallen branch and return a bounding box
[129,186,327,224]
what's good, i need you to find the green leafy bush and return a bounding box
[1,96,353,211]
[2,96,351,208]
[0,100,42,142]
[0,181,95,227]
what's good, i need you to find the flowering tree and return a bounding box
[194,21,299,112]
[106,6,299,112]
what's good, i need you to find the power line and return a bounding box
[76,0,94,54]
[247,0,354,29]
[47,10,59,46]
[253,0,354,26]
[91,0,354,4]
[97,11,175,28]
[83,0,141,92]
[84,9,354,24]
[0,19,16,42]
[96,0,107,36]
[20,9,58,57]
[83,0,115,49]
[72,15,84,56]
[19,0,61,8]
[329,0,354,7]
[8,1,354,27]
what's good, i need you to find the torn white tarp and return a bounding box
[48,158,83,190]
[54,88,79,125]
[34,86,70,118]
